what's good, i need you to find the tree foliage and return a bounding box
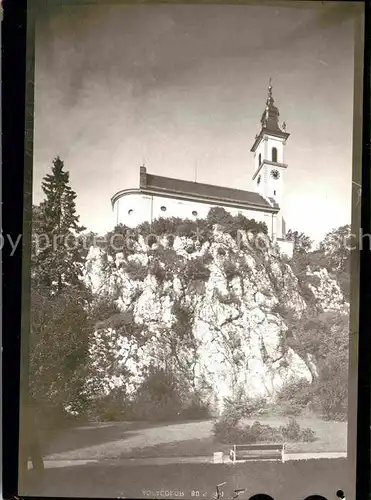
[319,225,351,273]
[319,225,351,300]
[132,366,185,421]
[283,311,349,419]
[29,286,90,416]
[29,157,92,421]
[286,229,313,255]
[32,156,88,295]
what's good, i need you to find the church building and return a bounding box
[111,81,294,257]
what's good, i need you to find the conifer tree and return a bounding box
[30,157,91,419]
[33,156,87,296]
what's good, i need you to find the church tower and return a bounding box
[251,79,289,206]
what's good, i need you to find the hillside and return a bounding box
[83,211,349,416]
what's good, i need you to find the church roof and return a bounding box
[137,167,277,212]
[111,167,278,213]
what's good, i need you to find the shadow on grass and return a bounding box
[41,421,164,455]
[41,419,213,456]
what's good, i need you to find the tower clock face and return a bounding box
[271,169,280,180]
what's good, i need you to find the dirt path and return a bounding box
[45,420,214,460]
[40,451,347,469]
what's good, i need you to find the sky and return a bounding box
[33,1,362,244]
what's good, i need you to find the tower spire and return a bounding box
[260,77,283,133]
[250,79,290,153]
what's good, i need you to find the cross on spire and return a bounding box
[267,77,274,105]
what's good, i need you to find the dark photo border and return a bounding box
[354,0,371,498]
[2,1,370,499]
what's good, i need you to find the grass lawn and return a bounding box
[41,420,171,455]
[117,416,346,459]
[44,415,347,461]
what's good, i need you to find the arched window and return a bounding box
[258,153,262,166]
[272,147,278,162]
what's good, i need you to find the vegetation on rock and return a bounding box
[29,158,351,428]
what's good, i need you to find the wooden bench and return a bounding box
[229,443,285,463]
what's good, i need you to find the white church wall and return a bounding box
[254,139,265,173]
[253,160,284,205]
[113,192,277,239]
[277,239,294,259]
[263,164,284,204]
[257,164,269,200]
[115,193,153,228]
[151,196,210,221]
[253,135,286,200]
[275,213,284,240]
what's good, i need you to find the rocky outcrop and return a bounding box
[84,227,348,411]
